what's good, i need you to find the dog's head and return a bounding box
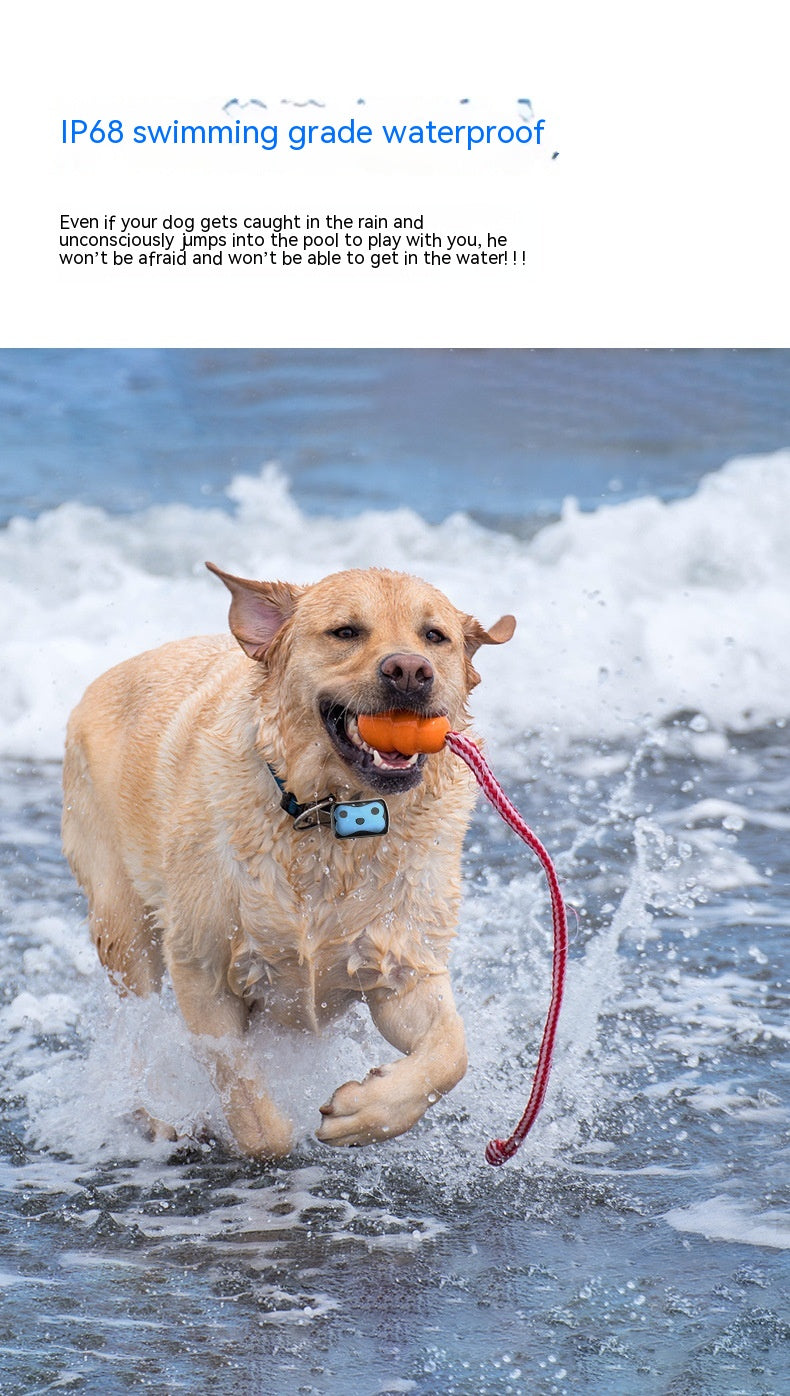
[207,563,515,797]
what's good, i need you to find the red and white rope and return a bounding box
[445,730,568,1166]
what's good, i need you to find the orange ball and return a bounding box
[357,710,451,756]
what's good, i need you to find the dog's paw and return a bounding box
[222,1080,294,1159]
[129,1108,180,1144]
[316,1066,427,1148]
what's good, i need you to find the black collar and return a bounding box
[267,763,334,828]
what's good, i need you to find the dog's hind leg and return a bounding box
[66,837,165,996]
[89,892,165,998]
[63,739,166,997]
[64,756,174,1138]
[80,863,174,1139]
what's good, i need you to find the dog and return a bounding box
[62,565,515,1155]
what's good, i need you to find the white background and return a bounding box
[3,1,788,347]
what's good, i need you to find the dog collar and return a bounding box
[267,764,389,839]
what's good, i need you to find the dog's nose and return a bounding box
[379,652,435,697]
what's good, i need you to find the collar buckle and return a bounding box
[291,797,336,831]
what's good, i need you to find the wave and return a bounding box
[665,1196,790,1249]
[1,450,789,760]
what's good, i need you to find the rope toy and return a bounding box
[357,710,568,1167]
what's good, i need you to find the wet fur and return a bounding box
[62,566,514,1155]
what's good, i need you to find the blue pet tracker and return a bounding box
[331,799,389,839]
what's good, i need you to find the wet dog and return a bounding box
[62,565,514,1155]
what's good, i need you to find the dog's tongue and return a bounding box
[358,711,450,756]
[378,749,415,766]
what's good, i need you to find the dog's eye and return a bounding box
[425,628,449,645]
[330,625,361,641]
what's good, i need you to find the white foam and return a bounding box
[2,451,789,760]
[664,799,790,832]
[2,991,81,1035]
[665,1195,790,1249]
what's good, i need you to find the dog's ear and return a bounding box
[462,613,516,689]
[206,562,305,661]
[463,613,516,659]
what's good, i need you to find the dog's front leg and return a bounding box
[168,958,293,1158]
[317,972,467,1148]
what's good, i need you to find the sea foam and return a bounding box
[2,451,788,762]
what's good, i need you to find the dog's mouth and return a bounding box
[320,701,430,794]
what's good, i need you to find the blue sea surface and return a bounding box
[3,348,790,526]
[0,349,789,1395]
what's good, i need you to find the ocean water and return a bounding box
[1,349,789,1395]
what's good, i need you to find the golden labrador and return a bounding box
[62,565,514,1155]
